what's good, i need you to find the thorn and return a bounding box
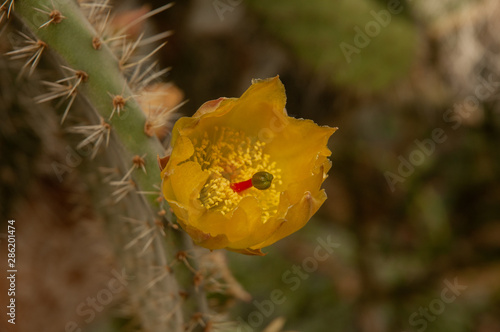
[149,264,172,275]
[163,212,179,230]
[0,0,14,22]
[6,32,47,76]
[35,81,76,124]
[92,36,102,50]
[121,216,150,229]
[145,266,170,290]
[75,70,89,82]
[121,161,137,182]
[158,298,182,325]
[175,250,189,261]
[136,189,163,204]
[84,2,111,49]
[116,3,174,37]
[136,190,161,196]
[119,167,134,183]
[98,166,120,183]
[110,179,135,203]
[60,93,76,124]
[138,66,170,90]
[204,276,224,295]
[132,154,147,174]
[67,118,111,159]
[139,235,155,255]
[80,0,111,27]
[143,99,186,138]
[119,153,147,183]
[185,312,207,332]
[118,33,143,69]
[128,60,157,90]
[193,271,203,289]
[121,41,166,70]
[154,218,166,237]
[108,92,130,120]
[128,61,170,92]
[101,34,127,54]
[124,224,154,250]
[173,250,198,274]
[35,1,65,29]
[138,30,173,48]
[109,153,147,202]
[35,81,72,103]
[36,67,87,124]
[59,66,88,96]
[109,5,151,40]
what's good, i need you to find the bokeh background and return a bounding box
[153,0,500,331]
[2,0,500,331]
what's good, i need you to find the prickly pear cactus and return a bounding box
[2,1,234,331]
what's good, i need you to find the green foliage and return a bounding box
[247,0,418,92]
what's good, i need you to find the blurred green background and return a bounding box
[1,0,499,331]
[154,0,500,331]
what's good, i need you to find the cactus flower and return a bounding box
[160,76,336,255]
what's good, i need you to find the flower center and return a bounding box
[192,127,282,221]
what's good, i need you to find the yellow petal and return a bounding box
[193,97,232,118]
[216,76,287,136]
[188,197,280,250]
[161,76,336,255]
[177,76,287,141]
[251,164,327,249]
[228,247,266,256]
[167,161,208,210]
[183,222,230,250]
[225,197,282,249]
[169,116,197,147]
[266,120,336,188]
[162,136,195,180]
[284,160,328,205]
[252,189,327,249]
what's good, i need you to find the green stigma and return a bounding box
[251,171,274,190]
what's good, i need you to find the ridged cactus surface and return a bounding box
[2,1,232,331]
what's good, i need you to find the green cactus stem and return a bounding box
[16,0,163,205]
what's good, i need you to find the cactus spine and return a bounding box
[16,0,162,199]
[7,1,221,331]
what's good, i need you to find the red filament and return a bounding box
[230,179,253,193]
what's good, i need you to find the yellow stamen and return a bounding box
[194,127,282,221]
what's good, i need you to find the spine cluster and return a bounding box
[3,1,238,331]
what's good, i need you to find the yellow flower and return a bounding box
[160,76,336,255]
